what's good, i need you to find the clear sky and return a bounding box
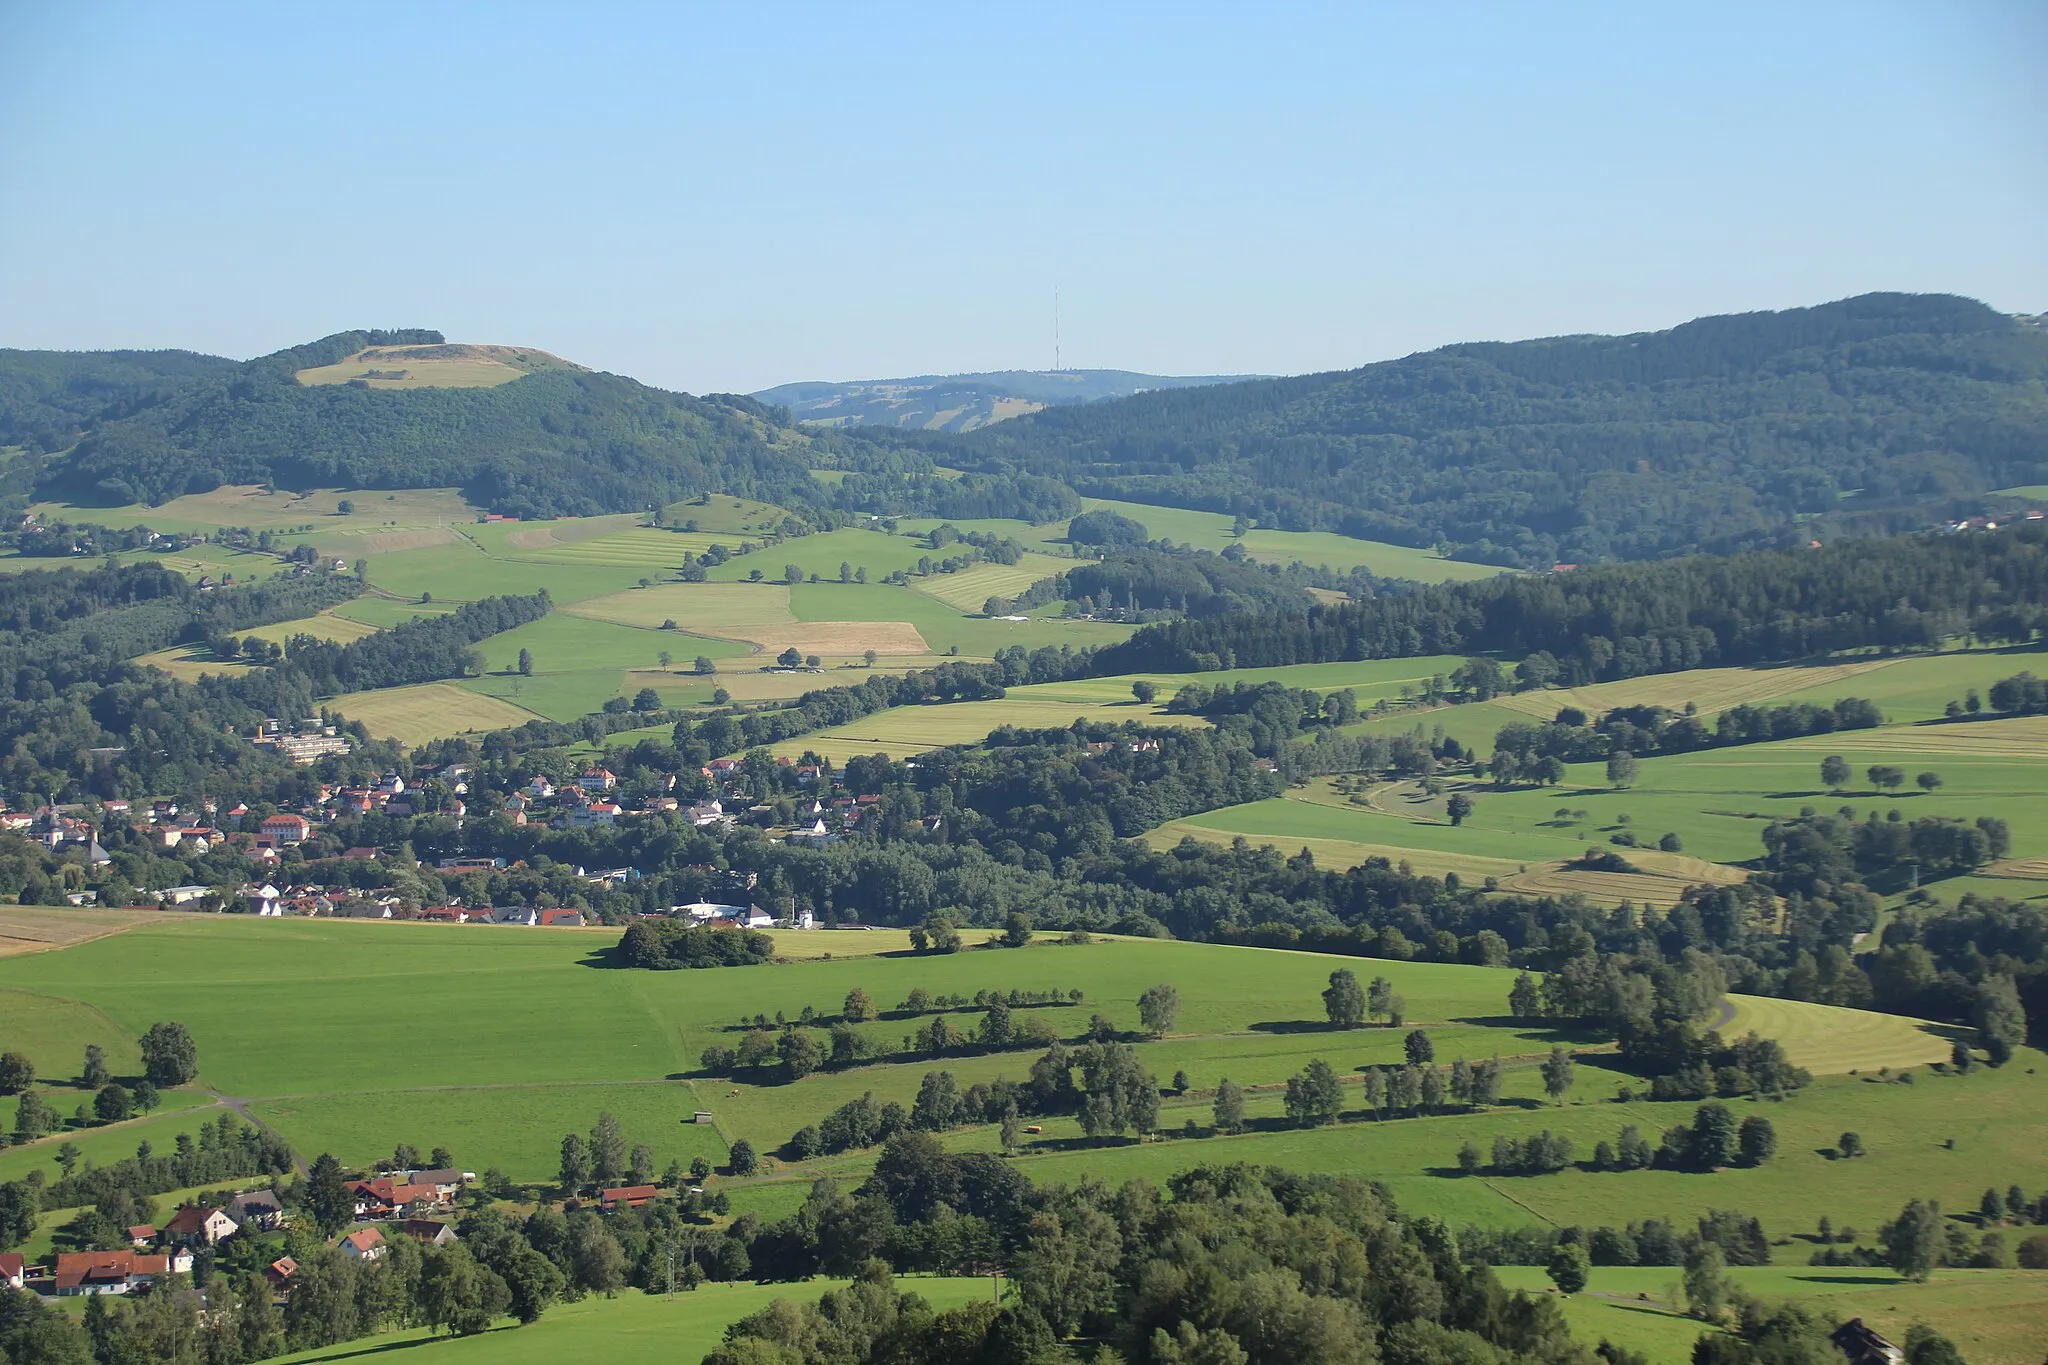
[2,2,2042,394]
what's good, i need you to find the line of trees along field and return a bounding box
[1089,521,2048,676]
[945,292,2048,566]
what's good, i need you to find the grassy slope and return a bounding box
[0,919,2036,1258]
[274,1275,992,1365]
[1079,497,1505,582]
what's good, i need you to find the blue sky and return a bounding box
[2,2,2042,393]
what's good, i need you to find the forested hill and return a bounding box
[946,292,2048,567]
[754,368,1261,432]
[17,329,1073,523]
[0,347,237,451]
[1090,522,2048,678]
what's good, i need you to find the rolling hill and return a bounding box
[943,292,2048,566]
[754,367,1261,432]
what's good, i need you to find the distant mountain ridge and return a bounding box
[754,369,1263,433]
[941,292,2048,567]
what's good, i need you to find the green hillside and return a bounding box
[948,293,2048,566]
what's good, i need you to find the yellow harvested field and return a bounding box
[1498,865,1717,910]
[631,659,964,701]
[314,527,464,553]
[750,621,928,657]
[1768,714,2048,757]
[1489,661,1897,722]
[295,343,578,389]
[505,527,731,566]
[1721,994,1957,1073]
[912,554,1073,612]
[1983,857,2048,881]
[1144,824,1528,881]
[564,583,795,636]
[0,908,159,957]
[769,699,1206,761]
[327,683,541,744]
[1608,849,1750,885]
[136,646,254,683]
[242,612,382,646]
[761,927,918,959]
[502,516,641,550]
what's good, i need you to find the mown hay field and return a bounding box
[1487,661,1897,723]
[327,681,540,743]
[1720,994,1957,1073]
[911,553,1074,611]
[766,698,1207,761]
[28,485,478,536]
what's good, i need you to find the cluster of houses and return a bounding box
[250,719,352,764]
[1940,508,2045,534]
[31,1171,473,1298]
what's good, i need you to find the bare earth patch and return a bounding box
[0,908,159,957]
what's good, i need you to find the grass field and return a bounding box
[29,485,479,538]
[1079,497,1507,583]
[0,908,157,958]
[327,681,542,743]
[138,611,384,682]
[294,343,576,389]
[1491,1267,2045,1365]
[910,553,1075,611]
[0,916,2037,1255]
[275,1275,992,1364]
[1719,996,1956,1073]
[766,698,1208,761]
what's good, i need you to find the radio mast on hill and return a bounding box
[1054,287,1060,373]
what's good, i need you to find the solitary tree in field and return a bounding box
[1137,983,1181,1036]
[694,656,716,675]
[658,651,673,668]
[1818,754,1851,789]
[1605,751,1640,789]
[139,1022,197,1087]
[1868,764,1906,792]
[727,1138,758,1176]
[777,647,802,668]
[1546,1242,1590,1296]
[1131,680,1157,704]
[517,648,534,676]
[1445,792,1474,826]
[1323,969,1367,1028]
[1884,1199,1945,1281]
[81,1044,108,1089]
[1404,1029,1435,1066]
[842,988,874,1023]
[1509,971,1543,1020]
[1367,975,1395,1024]
[1540,1045,1575,1105]
[1916,771,1943,793]
[1212,1077,1245,1133]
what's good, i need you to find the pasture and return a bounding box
[1078,497,1507,583]
[1490,1267,2046,1365]
[0,914,2036,1257]
[910,553,1075,611]
[326,681,541,744]
[293,343,575,389]
[766,698,1207,762]
[274,1275,992,1365]
[27,485,479,538]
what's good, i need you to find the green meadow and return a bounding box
[274,1275,993,1365]
[0,913,2035,1269]
[1079,497,1506,582]
[1490,1266,2045,1365]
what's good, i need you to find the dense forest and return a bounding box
[3,331,1068,523]
[946,293,2048,565]
[0,346,236,451]
[1092,523,2048,676]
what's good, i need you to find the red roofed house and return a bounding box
[0,1253,22,1290]
[539,908,586,928]
[338,1227,384,1262]
[164,1204,238,1246]
[54,1248,192,1295]
[266,1256,297,1290]
[601,1184,659,1212]
[350,1177,445,1217]
[126,1224,156,1248]
[404,1218,456,1247]
[260,813,310,846]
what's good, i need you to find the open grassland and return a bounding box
[0,1090,223,1187]
[1487,661,1898,724]
[275,1276,991,1365]
[659,495,796,535]
[1080,497,1507,582]
[790,582,1133,656]
[564,582,794,637]
[911,553,1076,611]
[1174,694,2048,893]
[27,485,478,537]
[294,343,576,389]
[456,611,750,720]
[496,523,730,564]
[1491,1267,2046,1365]
[766,698,1209,762]
[327,681,541,744]
[138,611,383,681]
[1720,996,1956,1074]
[0,981,149,1072]
[2,917,2034,1255]
[702,527,937,584]
[0,908,156,959]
